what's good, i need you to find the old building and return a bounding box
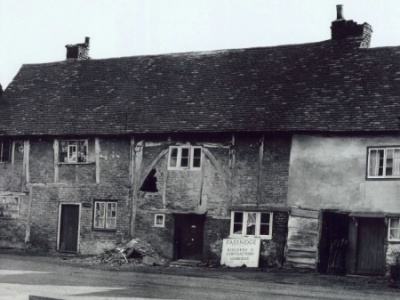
[0,6,399,275]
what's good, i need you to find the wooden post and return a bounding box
[95,138,100,184]
[24,185,33,243]
[229,134,236,204]
[54,139,59,183]
[130,138,143,238]
[256,135,264,204]
[24,140,30,184]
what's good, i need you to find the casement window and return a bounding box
[0,139,11,162]
[389,218,400,241]
[368,147,400,178]
[59,140,88,163]
[93,201,117,230]
[230,211,273,239]
[168,146,202,170]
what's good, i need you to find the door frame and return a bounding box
[57,203,81,252]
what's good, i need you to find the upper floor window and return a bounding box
[389,218,400,241]
[0,139,11,162]
[368,147,400,178]
[168,146,202,170]
[230,211,273,239]
[59,140,88,163]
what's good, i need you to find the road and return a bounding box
[0,254,399,299]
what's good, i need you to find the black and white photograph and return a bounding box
[1,0,400,299]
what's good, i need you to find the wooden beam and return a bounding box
[95,138,100,184]
[24,140,30,185]
[24,185,33,243]
[256,135,264,204]
[130,139,143,238]
[53,139,59,183]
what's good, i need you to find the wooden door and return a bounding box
[175,214,205,261]
[59,204,80,252]
[356,218,385,276]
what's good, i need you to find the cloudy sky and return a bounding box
[1,0,400,88]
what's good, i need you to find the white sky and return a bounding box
[1,0,400,88]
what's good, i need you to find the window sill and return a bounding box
[58,162,95,165]
[167,168,202,171]
[228,235,272,240]
[366,177,400,181]
[92,228,117,232]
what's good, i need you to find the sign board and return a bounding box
[220,238,261,267]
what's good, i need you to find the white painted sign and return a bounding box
[220,238,261,267]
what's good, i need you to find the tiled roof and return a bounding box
[1,39,400,136]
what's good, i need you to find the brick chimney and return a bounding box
[65,37,90,60]
[331,5,372,48]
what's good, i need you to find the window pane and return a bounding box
[68,145,77,162]
[192,148,202,168]
[233,212,243,234]
[169,148,178,167]
[378,149,384,176]
[368,149,378,176]
[386,149,394,176]
[246,212,256,235]
[94,202,105,228]
[59,141,68,162]
[78,141,87,162]
[394,149,400,176]
[181,148,189,167]
[390,229,400,240]
[391,218,400,229]
[1,140,11,162]
[260,213,270,224]
[260,224,270,236]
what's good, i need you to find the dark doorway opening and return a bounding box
[318,211,349,275]
[59,204,80,252]
[174,213,205,261]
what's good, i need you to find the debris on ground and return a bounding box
[100,238,169,266]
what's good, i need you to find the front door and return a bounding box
[174,214,205,260]
[59,204,80,252]
[356,218,385,276]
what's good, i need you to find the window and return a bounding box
[230,211,273,239]
[154,214,165,227]
[389,218,400,241]
[59,140,88,163]
[168,146,202,170]
[368,147,400,178]
[94,201,117,230]
[0,139,11,162]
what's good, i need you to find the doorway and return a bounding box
[318,211,349,274]
[58,204,80,252]
[174,213,205,261]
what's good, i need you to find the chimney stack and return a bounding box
[65,37,90,60]
[330,5,372,48]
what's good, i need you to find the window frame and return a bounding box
[59,139,89,164]
[93,200,117,231]
[154,214,165,228]
[0,139,12,163]
[388,218,400,242]
[167,145,202,170]
[367,146,400,179]
[229,211,273,239]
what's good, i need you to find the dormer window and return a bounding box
[168,146,202,170]
[368,147,400,178]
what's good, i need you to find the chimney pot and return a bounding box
[336,4,344,20]
[85,37,90,46]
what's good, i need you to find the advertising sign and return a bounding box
[220,238,261,267]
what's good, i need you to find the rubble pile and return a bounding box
[101,238,169,266]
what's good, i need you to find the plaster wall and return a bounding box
[288,134,400,213]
